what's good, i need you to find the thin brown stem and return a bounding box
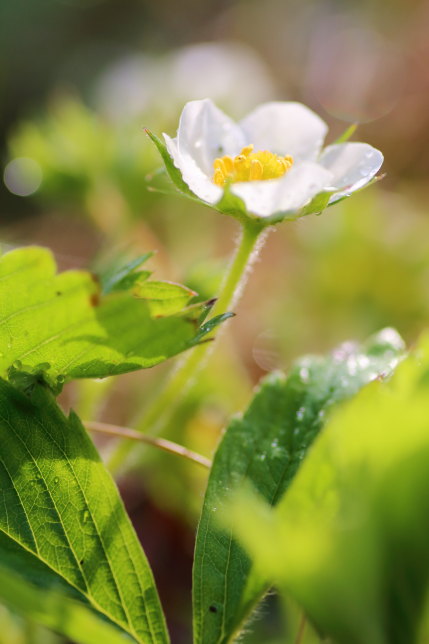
[85,420,212,469]
[294,612,307,644]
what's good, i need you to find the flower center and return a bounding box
[213,144,293,187]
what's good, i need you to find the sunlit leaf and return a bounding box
[133,280,197,316]
[0,246,226,391]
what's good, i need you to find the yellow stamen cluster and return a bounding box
[213,144,293,187]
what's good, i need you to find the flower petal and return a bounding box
[231,162,333,218]
[176,99,245,175]
[164,133,222,203]
[318,142,383,199]
[239,102,328,162]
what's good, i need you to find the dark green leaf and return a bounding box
[192,329,405,644]
[230,332,429,644]
[0,378,169,643]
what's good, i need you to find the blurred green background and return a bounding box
[1,0,429,642]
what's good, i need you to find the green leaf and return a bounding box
[0,562,129,644]
[227,333,429,644]
[192,329,405,644]
[0,378,169,643]
[0,246,225,389]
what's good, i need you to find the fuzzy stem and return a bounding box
[294,612,307,644]
[107,219,267,473]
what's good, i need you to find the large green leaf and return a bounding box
[192,329,404,644]
[0,246,227,391]
[0,377,168,643]
[228,333,429,644]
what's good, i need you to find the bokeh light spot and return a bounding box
[3,158,43,197]
[306,20,405,123]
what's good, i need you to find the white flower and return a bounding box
[161,99,383,221]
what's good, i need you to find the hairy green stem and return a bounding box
[294,612,307,644]
[107,219,267,473]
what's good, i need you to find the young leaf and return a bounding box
[192,329,404,644]
[0,246,224,389]
[0,378,169,643]
[100,251,153,294]
[229,332,429,644]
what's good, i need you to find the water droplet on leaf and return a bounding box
[296,407,305,421]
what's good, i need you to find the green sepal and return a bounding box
[145,129,196,198]
[214,182,249,224]
[300,189,336,217]
[328,173,386,206]
[333,122,358,144]
[189,312,235,346]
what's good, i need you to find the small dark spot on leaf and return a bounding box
[209,605,218,613]
[80,559,85,565]
[90,272,101,286]
[90,293,100,307]
[56,291,62,296]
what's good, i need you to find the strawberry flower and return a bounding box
[151,99,383,223]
